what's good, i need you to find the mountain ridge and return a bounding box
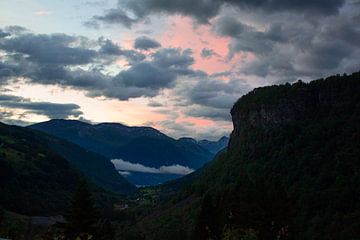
[29,119,218,186]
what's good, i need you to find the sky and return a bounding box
[0,0,359,140]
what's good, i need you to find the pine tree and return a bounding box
[65,179,98,240]
[0,204,4,225]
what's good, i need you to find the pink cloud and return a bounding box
[159,16,232,75]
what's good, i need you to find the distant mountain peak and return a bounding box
[178,137,197,144]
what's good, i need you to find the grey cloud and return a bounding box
[184,106,231,121]
[0,30,10,38]
[0,113,32,126]
[153,118,231,140]
[210,71,232,78]
[224,0,345,15]
[186,78,251,109]
[4,26,28,35]
[99,38,146,62]
[89,0,345,28]
[214,17,286,56]
[111,48,196,92]
[0,33,96,65]
[99,38,123,55]
[89,8,139,28]
[213,16,248,37]
[148,100,163,107]
[115,62,176,89]
[201,48,216,58]
[0,94,83,119]
[0,29,199,101]
[214,4,360,81]
[134,36,161,50]
[152,48,195,75]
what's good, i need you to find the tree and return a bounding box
[65,180,98,240]
[0,204,4,225]
[192,193,221,240]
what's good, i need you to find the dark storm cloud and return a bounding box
[134,36,161,50]
[0,94,83,119]
[89,0,345,27]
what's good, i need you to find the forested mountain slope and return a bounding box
[120,72,360,240]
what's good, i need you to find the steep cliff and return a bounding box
[230,72,360,148]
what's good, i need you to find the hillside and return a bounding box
[0,122,81,215]
[0,123,136,201]
[119,72,360,239]
[32,130,137,194]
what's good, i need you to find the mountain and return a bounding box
[29,120,215,186]
[31,129,137,195]
[119,72,360,239]
[0,122,136,198]
[0,122,81,215]
[198,136,229,154]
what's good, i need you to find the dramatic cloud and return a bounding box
[170,77,250,121]
[88,8,139,28]
[0,33,96,65]
[134,36,161,50]
[98,38,146,62]
[0,94,83,119]
[211,3,360,81]
[89,0,345,27]
[0,30,200,101]
[111,159,194,175]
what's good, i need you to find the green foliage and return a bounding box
[222,228,258,240]
[0,123,81,215]
[0,205,3,224]
[65,180,99,239]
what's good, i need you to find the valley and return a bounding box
[1,71,360,239]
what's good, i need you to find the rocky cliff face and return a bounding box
[229,72,360,149]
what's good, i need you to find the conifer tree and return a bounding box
[65,180,98,239]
